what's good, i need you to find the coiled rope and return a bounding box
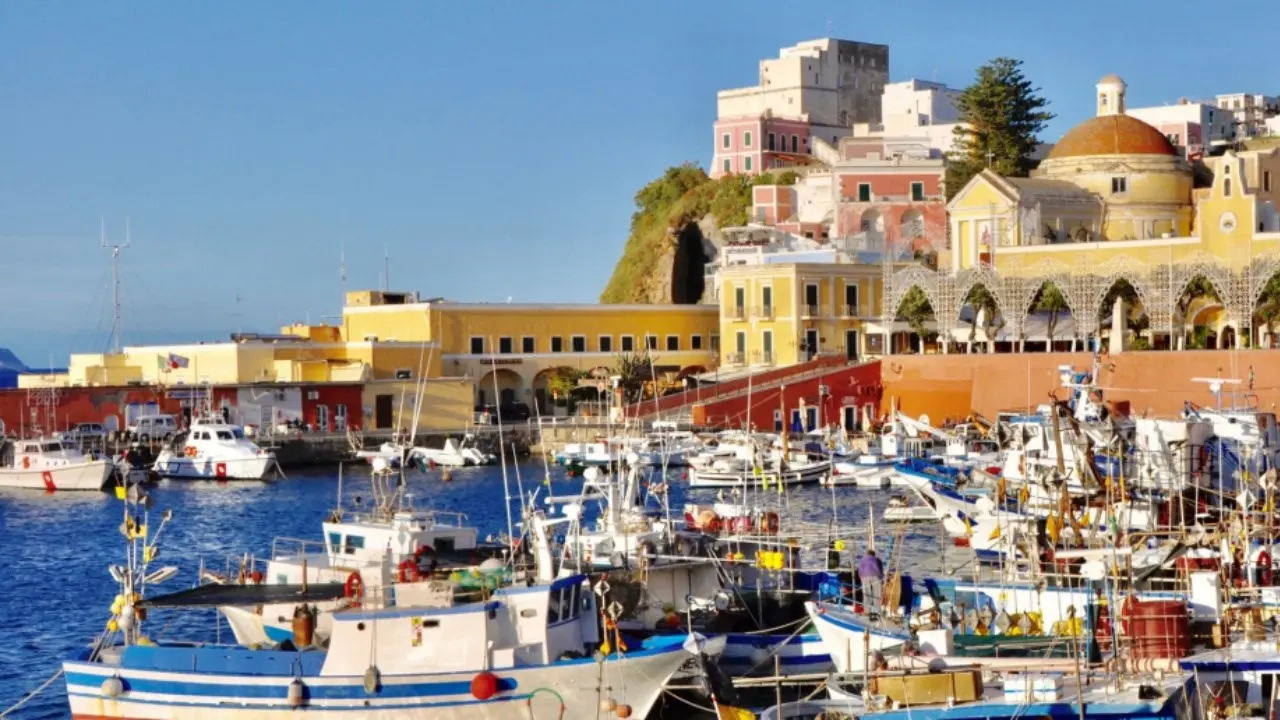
[0,668,64,718]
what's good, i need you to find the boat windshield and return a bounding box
[232,427,245,439]
[216,430,234,440]
[41,442,64,453]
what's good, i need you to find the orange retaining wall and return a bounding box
[881,350,1280,420]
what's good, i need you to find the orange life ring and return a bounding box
[398,558,421,583]
[760,511,781,534]
[344,571,365,607]
[1260,551,1273,586]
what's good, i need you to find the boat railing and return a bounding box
[271,536,329,561]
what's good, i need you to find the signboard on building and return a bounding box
[479,358,523,366]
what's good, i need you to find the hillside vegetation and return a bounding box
[600,164,798,304]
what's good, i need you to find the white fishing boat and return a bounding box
[0,436,113,491]
[689,456,831,488]
[66,570,702,720]
[883,493,938,522]
[827,455,897,488]
[153,417,275,480]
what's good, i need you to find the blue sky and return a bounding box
[1,0,1275,365]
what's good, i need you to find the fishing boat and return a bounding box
[689,452,831,488]
[0,435,113,491]
[153,417,276,480]
[882,493,938,522]
[62,484,708,719]
[827,455,897,488]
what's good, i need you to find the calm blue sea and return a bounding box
[0,462,942,719]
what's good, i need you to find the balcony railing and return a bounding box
[724,352,746,366]
[752,351,775,365]
[842,304,860,318]
[801,304,820,318]
[754,305,775,320]
[727,306,747,321]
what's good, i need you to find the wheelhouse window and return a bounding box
[216,431,234,440]
[40,442,63,452]
[343,535,365,555]
[327,532,341,553]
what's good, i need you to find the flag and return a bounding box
[156,354,166,370]
[167,353,190,369]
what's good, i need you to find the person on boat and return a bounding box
[857,549,884,612]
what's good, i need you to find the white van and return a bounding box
[128,414,179,441]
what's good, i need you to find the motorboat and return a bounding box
[410,435,496,467]
[827,455,897,488]
[690,453,831,488]
[882,493,938,522]
[153,417,275,480]
[0,436,113,491]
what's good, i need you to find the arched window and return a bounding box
[1225,178,1232,197]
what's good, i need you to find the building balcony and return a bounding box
[801,304,821,318]
[754,305,775,320]
[842,305,861,318]
[751,351,776,366]
[727,306,747,321]
[724,352,746,366]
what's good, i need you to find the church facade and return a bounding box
[888,75,1280,351]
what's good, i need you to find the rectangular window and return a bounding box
[1111,177,1128,194]
[762,330,773,355]
[743,131,752,148]
[343,534,365,555]
[710,334,720,352]
[469,337,484,354]
[722,133,730,149]
[550,336,563,353]
[734,286,745,312]
[1266,170,1273,192]
[911,182,925,201]
[498,337,513,354]
[768,132,776,150]
[805,283,820,306]
[845,283,859,313]
[571,335,586,353]
[858,183,872,202]
[762,286,773,312]
[645,334,658,350]
[621,335,635,352]
[598,335,612,353]
[521,336,535,353]
[327,531,341,553]
[722,158,731,173]
[691,335,703,350]
[735,331,746,354]
[666,335,680,351]
[744,156,753,171]
[791,134,798,152]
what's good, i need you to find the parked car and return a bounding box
[127,414,179,442]
[61,422,108,443]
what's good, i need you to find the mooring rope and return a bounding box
[0,668,65,718]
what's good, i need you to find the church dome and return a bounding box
[1047,115,1176,160]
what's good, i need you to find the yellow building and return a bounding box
[924,74,1280,351]
[716,262,884,367]
[340,291,719,411]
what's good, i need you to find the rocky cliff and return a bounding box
[600,164,798,305]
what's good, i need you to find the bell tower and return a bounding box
[1097,74,1126,116]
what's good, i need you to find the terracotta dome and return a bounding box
[1047,115,1176,160]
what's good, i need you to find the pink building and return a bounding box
[713,116,817,177]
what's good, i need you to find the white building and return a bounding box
[1215,93,1280,138]
[1266,116,1280,137]
[1126,99,1234,154]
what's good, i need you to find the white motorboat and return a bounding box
[882,493,938,522]
[0,436,113,491]
[153,417,275,480]
[690,450,831,489]
[411,435,496,467]
[827,456,897,488]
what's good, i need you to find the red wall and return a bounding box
[625,355,848,419]
[0,386,181,436]
[838,173,943,199]
[301,385,364,430]
[694,361,883,430]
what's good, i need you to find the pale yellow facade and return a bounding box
[363,378,475,432]
[717,263,884,367]
[341,293,719,409]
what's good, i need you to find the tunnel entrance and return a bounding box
[669,221,707,304]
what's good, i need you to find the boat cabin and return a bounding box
[320,574,599,675]
[321,511,479,564]
[0,438,89,468]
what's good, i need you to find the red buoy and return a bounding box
[470,671,499,700]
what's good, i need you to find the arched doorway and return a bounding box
[899,208,924,245]
[959,282,1001,353]
[1098,278,1149,351]
[894,285,935,354]
[477,369,523,409]
[531,366,579,416]
[1176,275,1224,349]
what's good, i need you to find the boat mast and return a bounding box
[102,217,131,354]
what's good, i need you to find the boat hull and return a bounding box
[64,638,689,719]
[804,602,914,673]
[689,461,830,488]
[153,453,274,480]
[0,460,111,491]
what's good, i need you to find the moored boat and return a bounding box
[0,436,113,491]
[153,417,275,480]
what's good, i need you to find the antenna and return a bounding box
[233,292,243,336]
[383,245,390,292]
[101,217,132,354]
[339,243,348,297]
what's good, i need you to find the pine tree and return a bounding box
[945,58,1054,200]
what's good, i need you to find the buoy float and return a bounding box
[470,671,499,700]
[287,678,306,708]
[101,676,124,698]
[363,666,381,694]
[616,704,633,718]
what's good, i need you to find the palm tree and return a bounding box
[1032,282,1068,348]
[896,287,935,353]
[613,351,652,404]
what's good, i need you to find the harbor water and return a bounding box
[0,461,944,719]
